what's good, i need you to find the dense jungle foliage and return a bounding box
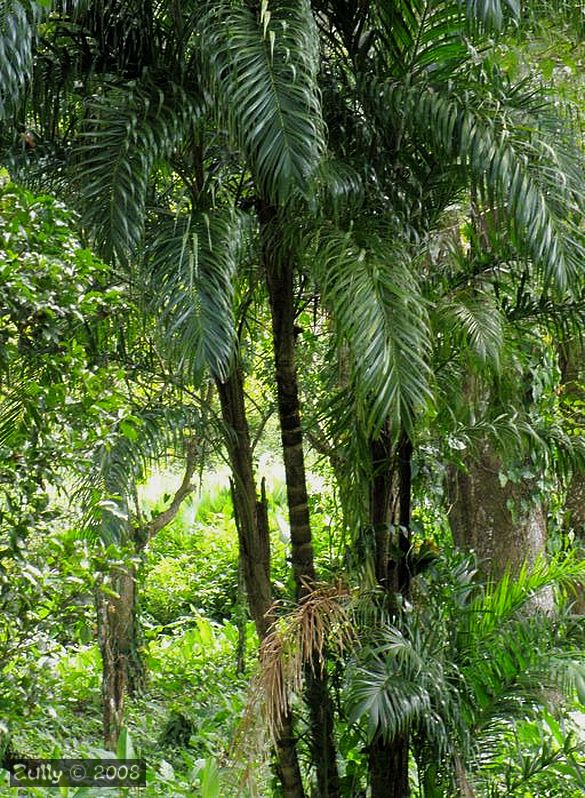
[1,1,585,796]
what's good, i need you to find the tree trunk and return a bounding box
[367,426,412,798]
[216,367,305,798]
[446,442,547,578]
[559,340,585,613]
[96,449,196,751]
[369,735,410,798]
[97,565,140,750]
[564,475,585,613]
[261,204,340,798]
[217,369,272,637]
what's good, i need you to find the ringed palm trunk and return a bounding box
[367,426,412,798]
[261,204,340,798]
[216,366,305,798]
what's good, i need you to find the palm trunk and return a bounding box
[261,203,340,798]
[560,341,585,613]
[216,367,305,798]
[369,735,409,798]
[367,426,412,798]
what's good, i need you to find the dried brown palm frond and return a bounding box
[231,579,355,775]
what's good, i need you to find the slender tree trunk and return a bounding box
[367,425,411,798]
[97,565,139,750]
[261,204,340,798]
[216,367,305,798]
[217,370,272,637]
[559,340,585,613]
[96,448,196,750]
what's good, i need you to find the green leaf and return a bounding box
[198,0,325,205]
[145,209,240,382]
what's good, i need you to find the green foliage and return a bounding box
[142,489,239,625]
[144,209,241,382]
[78,79,204,262]
[198,0,325,205]
[314,227,432,434]
[0,1,49,122]
[345,552,585,794]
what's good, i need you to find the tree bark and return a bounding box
[97,446,197,750]
[446,442,547,579]
[369,734,409,798]
[261,203,340,798]
[216,367,305,798]
[367,426,412,798]
[559,340,585,613]
[97,565,139,750]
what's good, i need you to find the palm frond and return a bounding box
[143,208,241,382]
[463,554,585,643]
[198,0,325,205]
[373,0,467,76]
[0,1,48,121]
[75,77,204,261]
[313,227,432,435]
[464,0,520,30]
[375,76,584,290]
[435,289,505,368]
[346,625,451,745]
[372,0,520,80]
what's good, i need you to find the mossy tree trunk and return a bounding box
[446,442,547,579]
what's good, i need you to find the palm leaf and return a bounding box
[75,77,204,261]
[435,288,505,368]
[143,208,241,382]
[313,227,432,434]
[0,1,48,121]
[198,0,325,205]
[376,76,585,290]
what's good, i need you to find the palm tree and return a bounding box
[2,2,585,796]
[346,551,585,797]
[1,2,312,793]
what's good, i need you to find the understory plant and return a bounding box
[237,551,585,796]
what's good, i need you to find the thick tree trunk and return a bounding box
[367,426,412,798]
[446,442,547,578]
[97,565,139,750]
[369,735,410,798]
[216,367,305,798]
[262,204,340,798]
